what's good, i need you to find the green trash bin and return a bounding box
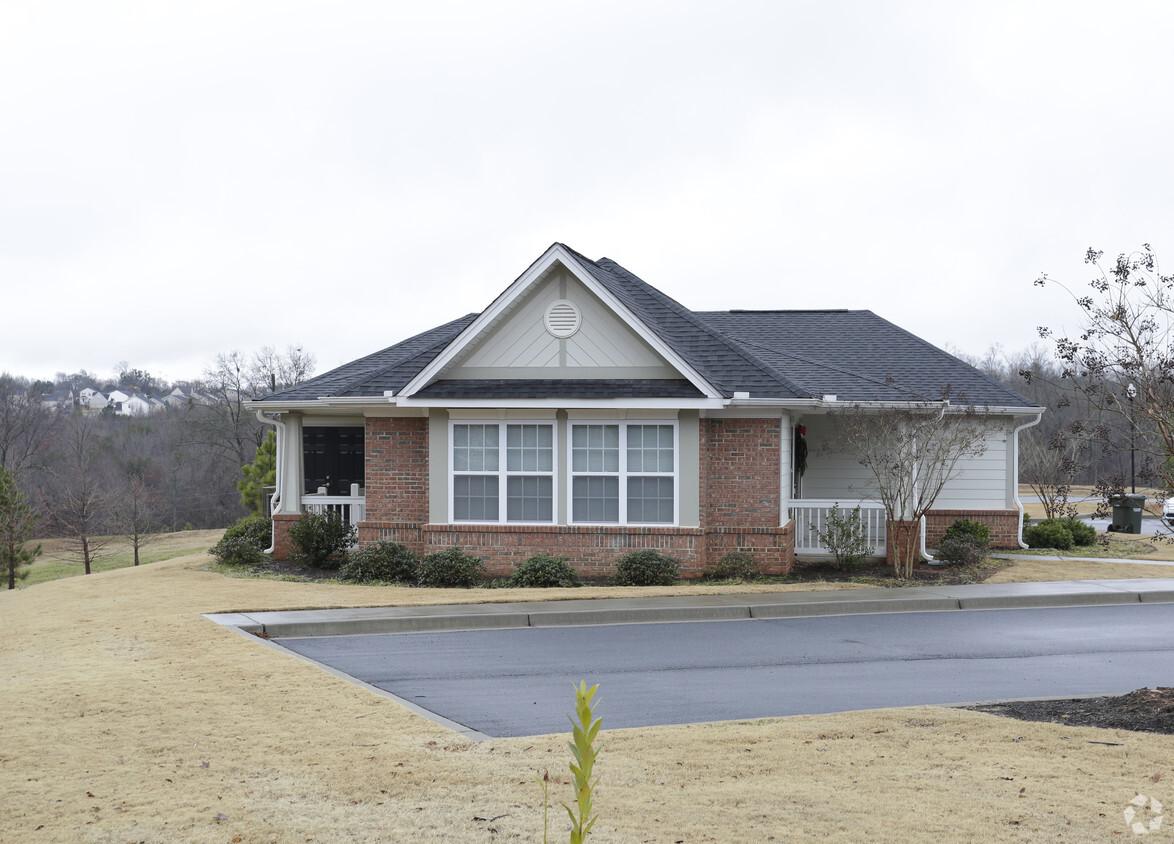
[1108,494,1146,533]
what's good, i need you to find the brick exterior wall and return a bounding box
[363,417,429,523]
[273,414,796,579]
[702,418,781,528]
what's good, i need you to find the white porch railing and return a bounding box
[792,499,887,557]
[302,489,366,527]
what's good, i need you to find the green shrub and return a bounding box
[209,515,271,566]
[417,547,487,588]
[339,541,418,583]
[1066,518,1097,546]
[704,551,762,581]
[809,504,873,568]
[1024,519,1074,550]
[507,554,582,588]
[934,535,988,565]
[612,550,681,586]
[942,518,991,546]
[287,511,356,569]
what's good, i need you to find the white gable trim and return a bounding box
[397,244,722,400]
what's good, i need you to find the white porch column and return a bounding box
[779,410,792,525]
[276,413,304,515]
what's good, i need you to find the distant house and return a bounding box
[106,389,152,416]
[78,388,108,411]
[247,243,1043,577]
[41,388,75,411]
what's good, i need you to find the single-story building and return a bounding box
[248,243,1042,577]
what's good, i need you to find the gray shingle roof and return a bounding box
[256,245,1039,408]
[698,310,1038,406]
[257,314,476,401]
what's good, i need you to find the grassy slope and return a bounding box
[1,553,1171,842]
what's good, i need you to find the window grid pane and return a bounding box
[453,424,499,472]
[507,476,553,522]
[573,424,619,473]
[454,475,498,521]
[572,476,619,523]
[627,476,674,524]
[507,424,553,473]
[627,424,674,473]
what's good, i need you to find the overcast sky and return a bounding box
[3,1,1172,386]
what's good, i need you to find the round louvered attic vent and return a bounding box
[544,299,581,338]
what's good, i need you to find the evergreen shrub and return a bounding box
[507,554,582,588]
[612,550,681,586]
[287,511,355,569]
[417,547,487,588]
[340,540,418,584]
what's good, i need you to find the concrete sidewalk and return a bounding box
[206,577,1174,638]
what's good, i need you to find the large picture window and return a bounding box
[570,422,676,524]
[452,422,554,523]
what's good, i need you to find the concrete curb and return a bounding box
[205,577,1174,638]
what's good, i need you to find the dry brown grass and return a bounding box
[2,554,1171,842]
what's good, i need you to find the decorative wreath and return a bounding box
[795,425,808,478]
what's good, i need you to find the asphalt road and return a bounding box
[279,604,1174,738]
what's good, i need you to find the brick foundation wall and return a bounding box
[925,509,1020,549]
[364,417,428,523]
[357,521,795,579]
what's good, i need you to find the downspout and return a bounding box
[1012,411,1045,549]
[254,409,287,555]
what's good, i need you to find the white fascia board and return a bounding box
[244,397,386,413]
[396,244,723,400]
[392,396,727,410]
[729,397,1044,415]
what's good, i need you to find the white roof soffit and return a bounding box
[396,244,723,400]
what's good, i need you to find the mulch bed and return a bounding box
[780,558,1005,586]
[967,688,1174,735]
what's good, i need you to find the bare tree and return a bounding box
[829,401,993,578]
[48,416,113,574]
[250,345,316,394]
[0,374,60,477]
[1033,245,1174,494]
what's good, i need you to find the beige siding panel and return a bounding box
[799,417,1013,509]
[448,267,681,379]
[456,276,561,370]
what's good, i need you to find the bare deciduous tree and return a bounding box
[1033,245,1174,494]
[829,401,993,578]
[48,416,113,574]
[0,374,60,476]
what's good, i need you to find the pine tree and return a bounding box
[236,430,277,516]
[0,467,40,589]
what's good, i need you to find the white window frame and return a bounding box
[567,420,679,526]
[449,420,557,525]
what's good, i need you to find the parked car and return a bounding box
[1164,496,1174,527]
